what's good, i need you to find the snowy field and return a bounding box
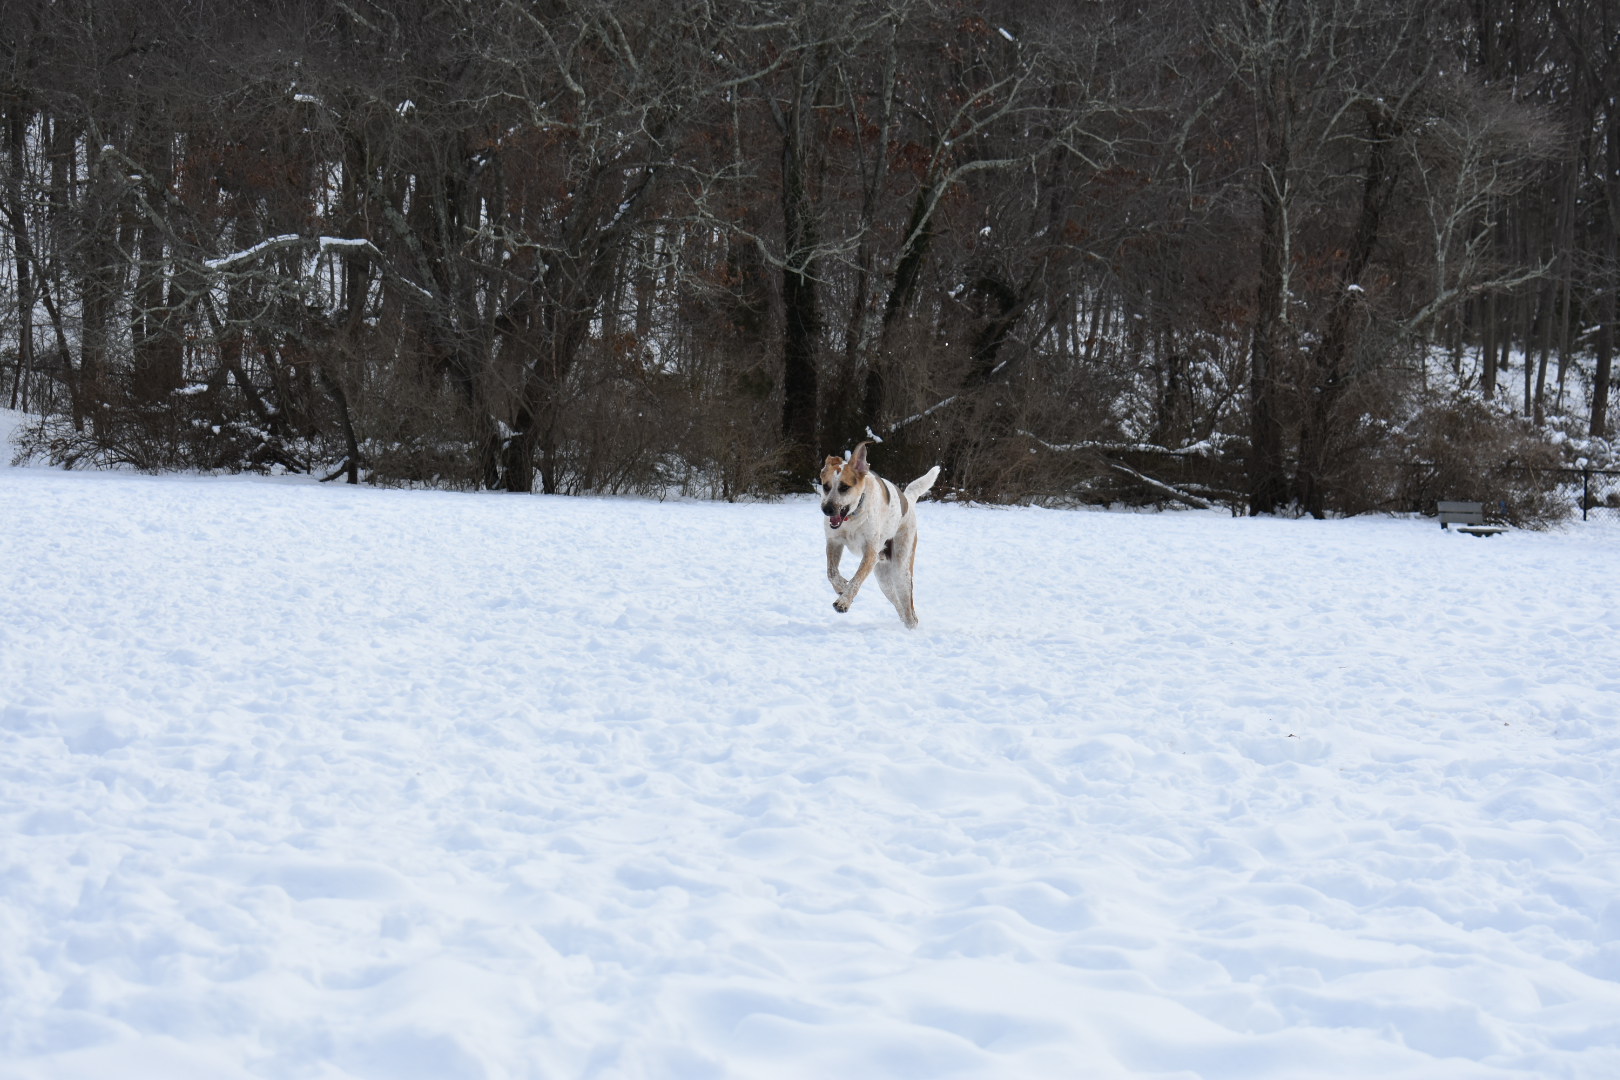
[3,412,1620,1080]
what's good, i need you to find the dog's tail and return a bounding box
[904,465,941,501]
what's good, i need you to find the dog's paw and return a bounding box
[833,597,852,613]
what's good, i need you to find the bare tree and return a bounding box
[0,0,1603,509]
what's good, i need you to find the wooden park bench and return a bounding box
[1436,500,1507,537]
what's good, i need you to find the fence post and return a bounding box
[1584,467,1591,522]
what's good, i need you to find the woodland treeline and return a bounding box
[1,0,1615,517]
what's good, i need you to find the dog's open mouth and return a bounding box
[828,513,849,529]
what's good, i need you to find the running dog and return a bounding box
[818,441,941,629]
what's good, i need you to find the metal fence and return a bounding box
[1552,467,1620,522]
[1093,454,1620,523]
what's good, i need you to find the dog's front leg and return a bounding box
[826,541,850,595]
[833,544,879,613]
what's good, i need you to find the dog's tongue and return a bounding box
[830,513,848,528]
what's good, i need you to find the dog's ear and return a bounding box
[850,441,870,476]
[823,455,844,472]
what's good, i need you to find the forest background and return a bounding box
[1,0,1615,520]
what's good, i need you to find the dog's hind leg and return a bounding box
[875,555,901,608]
[877,528,920,628]
[875,562,916,628]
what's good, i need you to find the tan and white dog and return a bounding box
[818,441,941,629]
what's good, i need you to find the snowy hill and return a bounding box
[2,443,1618,1079]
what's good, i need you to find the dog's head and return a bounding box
[818,441,871,530]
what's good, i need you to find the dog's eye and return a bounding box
[838,483,850,493]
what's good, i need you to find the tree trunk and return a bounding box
[777,75,820,463]
[1481,291,1497,399]
[1592,111,1619,437]
[1248,61,1292,516]
[1531,280,1553,426]
[1520,289,1533,418]
[316,361,361,483]
[1593,298,1615,438]
[1295,102,1399,519]
[5,107,35,411]
[78,140,118,437]
[863,183,937,431]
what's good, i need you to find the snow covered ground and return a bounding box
[3,410,1619,1079]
